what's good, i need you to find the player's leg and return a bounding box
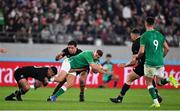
[110,70,140,103]
[79,71,87,102]
[53,79,67,95]
[47,78,67,101]
[111,74,119,88]
[5,68,29,101]
[50,73,76,101]
[144,66,160,108]
[50,58,72,101]
[152,79,162,103]
[14,79,30,101]
[156,67,178,88]
[5,79,29,101]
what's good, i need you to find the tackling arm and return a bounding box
[119,54,137,67]
[136,45,145,61]
[55,52,65,61]
[34,77,49,89]
[90,63,109,74]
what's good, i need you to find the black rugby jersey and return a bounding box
[17,66,49,83]
[131,37,145,64]
[62,48,82,58]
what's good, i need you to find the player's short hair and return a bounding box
[50,66,57,75]
[96,49,103,57]
[106,53,112,57]
[131,29,140,35]
[146,17,155,25]
[68,40,77,47]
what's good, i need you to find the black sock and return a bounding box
[160,78,169,85]
[52,79,66,95]
[80,80,85,95]
[152,80,159,95]
[113,81,118,88]
[120,83,130,97]
[16,89,27,96]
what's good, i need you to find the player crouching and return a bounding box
[5,66,57,101]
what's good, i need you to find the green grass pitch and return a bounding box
[0,87,179,110]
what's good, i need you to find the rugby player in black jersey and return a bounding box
[47,40,88,102]
[5,66,57,101]
[110,29,162,103]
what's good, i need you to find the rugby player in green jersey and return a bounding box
[136,17,178,108]
[49,50,109,101]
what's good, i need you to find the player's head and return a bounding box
[93,49,103,60]
[145,17,155,28]
[48,66,58,77]
[106,53,112,62]
[67,40,77,54]
[130,29,140,41]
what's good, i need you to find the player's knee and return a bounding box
[146,81,153,86]
[65,80,74,88]
[126,78,133,85]
[22,84,30,91]
[80,80,85,87]
[125,81,131,85]
[66,84,73,89]
[55,76,65,82]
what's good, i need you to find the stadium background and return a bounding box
[0,44,180,89]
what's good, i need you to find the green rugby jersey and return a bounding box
[140,29,165,67]
[68,50,96,69]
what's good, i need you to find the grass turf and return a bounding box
[0,87,179,110]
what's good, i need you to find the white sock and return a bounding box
[153,99,159,104]
[50,77,55,82]
[61,86,67,91]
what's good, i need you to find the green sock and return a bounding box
[54,87,66,97]
[160,78,169,85]
[148,86,157,99]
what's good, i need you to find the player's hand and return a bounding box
[118,63,126,67]
[55,54,62,61]
[34,80,43,90]
[0,48,7,53]
[55,58,59,61]
[55,56,59,61]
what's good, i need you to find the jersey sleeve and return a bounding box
[78,49,83,53]
[140,34,146,46]
[84,51,95,64]
[131,42,139,55]
[61,48,68,57]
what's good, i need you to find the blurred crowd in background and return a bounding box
[0,0,179,47]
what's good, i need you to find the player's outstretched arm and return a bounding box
[90,63,108,74]
[163,41,169,57]
[0,48,7,53]
[136,45,145,61]
[34,80,43,89]
[55,52,64,61]
[119,54,137,67]
[69,67,88,72]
